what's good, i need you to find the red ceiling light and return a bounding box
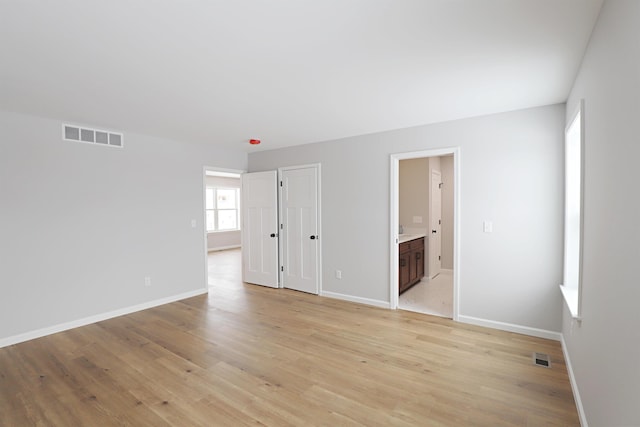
[249,139,261,145]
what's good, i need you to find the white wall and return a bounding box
[205,176,241,251]
[249,104,565,333]
[0,110,246,343]
[562,1,640,424]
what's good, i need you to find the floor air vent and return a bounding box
[533,352,550,368]
[63,124,123,148]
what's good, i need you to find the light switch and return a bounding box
[483,220,493,233]
[191,219,197,228]
[413,216,423,224]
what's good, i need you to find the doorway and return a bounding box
[203,166,245,289]
[389,148,460,320]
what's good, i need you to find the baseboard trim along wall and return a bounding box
[320,291,390,309]
[0,288,209,349]
[457,315,562,341]
[561,335,588,427]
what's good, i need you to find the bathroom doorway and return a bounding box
[389,148,460,320]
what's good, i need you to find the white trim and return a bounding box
[320,291,390,309]
[561,99,585,320]
[0,289,208,349]
[205,170,241,178]
[390,147,461,322]
[561,335,588,427]
[277,163,321,171]
[457,315,562,341]
[559,284,581,320]
[204,166,247,175]
[207,245,241,252]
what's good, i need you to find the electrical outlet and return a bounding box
[144,276,151,287]
[335,270,342,279]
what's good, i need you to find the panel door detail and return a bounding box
[241,171,279,288]
[280,167,319,294]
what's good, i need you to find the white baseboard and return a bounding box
[457,315,562,341]
[0,288,208,349]
[208,245,241,252]
[320,291,390,309]
[561,335,588,427]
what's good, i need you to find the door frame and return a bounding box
[278,163,322,294]
[389,148,460,320]
[203,165,246,290]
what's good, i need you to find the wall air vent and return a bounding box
[63,124,123,148]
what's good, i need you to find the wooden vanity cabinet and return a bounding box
[399,237,425,294]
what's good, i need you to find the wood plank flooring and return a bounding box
[0,250,579,426]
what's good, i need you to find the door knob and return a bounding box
[270,233,277,238]
[432,230,437,234]
[310,235,316,240]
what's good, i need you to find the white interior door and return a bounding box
[280,166,319,294]
[430,170,442,279]
[241,171,279,288]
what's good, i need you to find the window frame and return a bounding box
[560,99,585,320]
[206,186,241,233]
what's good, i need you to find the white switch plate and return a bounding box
[483,221,493,233]
[144,276,151,287]
[413,216,423,224]
[335,270,342,279]
[191,219,197,228]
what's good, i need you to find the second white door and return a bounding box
[280,166,319,294]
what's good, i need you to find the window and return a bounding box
[206,187,240,232]
[560,100,584,319]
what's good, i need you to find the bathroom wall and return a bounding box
[399,158,429,234]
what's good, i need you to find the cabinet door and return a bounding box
[399,245,411,292]
[409,248,418,284]
[416,247,424,279]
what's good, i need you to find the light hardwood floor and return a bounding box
[0,250,579,426]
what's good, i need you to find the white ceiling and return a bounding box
[0,0,603,152]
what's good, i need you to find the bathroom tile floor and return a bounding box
[399,269,453,318]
